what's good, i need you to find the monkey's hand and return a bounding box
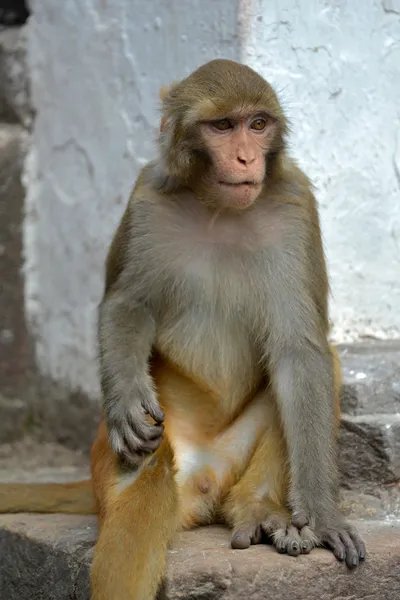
[106,384,165,466]
[292,510,366,568]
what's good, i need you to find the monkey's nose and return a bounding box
[237,154,256,166]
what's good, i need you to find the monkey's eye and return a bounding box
[250,118,267,131]
[212,119,232,131]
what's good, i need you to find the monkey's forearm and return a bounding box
[99,293,156,407]
[98,291,164,463]
[272,343,339,524]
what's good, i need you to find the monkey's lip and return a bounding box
[219,180,260,187]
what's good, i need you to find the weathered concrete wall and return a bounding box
[24,0,400,399]
[243,0,400,342]
[24,0,240,397]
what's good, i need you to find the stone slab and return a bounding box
[0,438,89,482]
[0,515,399,600]
[339,342,400,415]
[339,413,400,491]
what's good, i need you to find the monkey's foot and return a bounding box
[291,512,366,568]
[231,514,318,557]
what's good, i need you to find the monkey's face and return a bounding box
[195,114,275,210]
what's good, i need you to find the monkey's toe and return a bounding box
[231,524,263,549]
[274,525,302,556]
[321,526,366,568]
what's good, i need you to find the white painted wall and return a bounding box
[24,0,400,397]
[243,0,400,342]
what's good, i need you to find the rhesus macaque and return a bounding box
[0,59,365,600]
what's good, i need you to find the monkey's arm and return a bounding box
[265,204,365,567]
[99,202,164,465]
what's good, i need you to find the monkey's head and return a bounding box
[159,59,288,211]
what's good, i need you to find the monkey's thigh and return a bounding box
[221,397,317,556]
[91,423,178,600]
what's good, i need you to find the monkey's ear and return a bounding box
[159,86,170,102]
[160,115,167,133]
[159,86,173,132]
[158,87,169,133]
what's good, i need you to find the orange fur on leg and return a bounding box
[90,421,179,600]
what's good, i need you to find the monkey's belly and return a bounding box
[163,390,273,529]
[155,309,263,411]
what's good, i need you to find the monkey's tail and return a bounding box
[91,440,179,600]
[0,480,96,514]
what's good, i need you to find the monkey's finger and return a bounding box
[130,419,164,442]
[136,437,163,454]
[109,427,129,456]
[108,430,143,467]
[123,422,164,455]
[142,401,165,424]
[145,422,165,440]
[121,428,147,454]
[347,527,366,560]
[323,531,345,562]
[339,531,359,568]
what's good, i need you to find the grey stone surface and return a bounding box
[0,395,29,443]
[1,515,400,600]
[335,343,400,493]
[0,26,32,126]
[340,487,400,521]
[339,342,400,415]
[339,413,400,491]
[0,438,89,482]
[0,514,95,600]
[0,123,35,435]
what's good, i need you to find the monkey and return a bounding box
[0,59,365,600]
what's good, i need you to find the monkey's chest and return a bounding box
[156,297,262,407]
[154,246,266,405]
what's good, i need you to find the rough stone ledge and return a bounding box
[339,342,400,416]
[339,412,400,491]
[0,515,399,600]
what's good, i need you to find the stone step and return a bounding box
[339,412,400,492]
[0,513,399,600]
[339,341,400,416]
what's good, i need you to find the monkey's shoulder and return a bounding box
[270,157,317,213]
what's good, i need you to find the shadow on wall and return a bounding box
[0,0,29,27]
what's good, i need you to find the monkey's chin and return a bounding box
[220,183,262,210]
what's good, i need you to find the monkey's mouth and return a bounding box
[219,180,259,187]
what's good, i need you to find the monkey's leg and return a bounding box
[222,408,318,556]
[90,421,179,600]
[222,345,344,558]
[221,395,311,556]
